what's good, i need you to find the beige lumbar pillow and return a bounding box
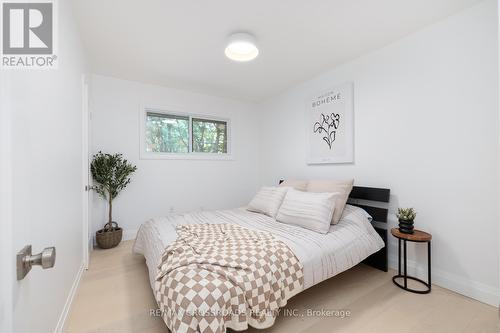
[247,186,289,218]
[306,179,354,224]
[279,179,308,191]
[276,188,337,234]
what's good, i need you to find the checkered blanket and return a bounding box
[154,223,304,333]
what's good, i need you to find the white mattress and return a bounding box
[133,205,384,291]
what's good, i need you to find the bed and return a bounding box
[133,186,389,333]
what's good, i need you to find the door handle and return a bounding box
[17,245,56,280]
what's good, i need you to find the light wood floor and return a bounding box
[66,240,499,333]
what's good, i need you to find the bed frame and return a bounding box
[348,186,390,272]
[278,181,390,272]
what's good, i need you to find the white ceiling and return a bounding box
[73,0,481,102]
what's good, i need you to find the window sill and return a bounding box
[140,152,234,161]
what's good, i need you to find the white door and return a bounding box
[0,69,14,333]
[2,71,89,332]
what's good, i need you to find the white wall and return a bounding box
[5,1,87,332]
[89,75,260,237]
[258,0,499,306]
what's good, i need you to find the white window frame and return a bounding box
[139,106,232,160]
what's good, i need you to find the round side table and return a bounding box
[391,228,432,294]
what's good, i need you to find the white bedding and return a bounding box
[133,205,385,291]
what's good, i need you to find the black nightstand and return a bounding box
[391,228,432,294]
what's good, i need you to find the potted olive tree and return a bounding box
[397,207,417,234]
[91,152,137,249]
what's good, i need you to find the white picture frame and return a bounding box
[307,82,354,164]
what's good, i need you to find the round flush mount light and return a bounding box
[224,32,259,62]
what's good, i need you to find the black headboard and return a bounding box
[349,186,390,223]
[350,186,390,202]
[279,181,390,272]
[348,186,390,272]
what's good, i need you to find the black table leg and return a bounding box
[398,238,401,275]
[403,239,407,288]
[428,241,431,290]
[392,239,431,294]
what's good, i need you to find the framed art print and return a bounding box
[307,82,354,164]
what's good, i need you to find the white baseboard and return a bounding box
[54,262,85,333]
[388,255,499,307]
[123,228,138,241]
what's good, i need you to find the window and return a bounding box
[145,113,189,153]
[192,118,228,153]
[143,109,230,158]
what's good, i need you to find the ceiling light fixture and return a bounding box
[225,32,259,62]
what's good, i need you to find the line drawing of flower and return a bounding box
[313,113,340,149]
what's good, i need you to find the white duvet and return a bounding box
[133,205,385,291]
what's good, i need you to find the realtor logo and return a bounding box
[1,0,57,69]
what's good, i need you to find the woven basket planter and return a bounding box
[96,221,123,249]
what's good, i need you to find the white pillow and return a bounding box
[247,186,289,218]
[307,179,354,225]
[276,189,338,234]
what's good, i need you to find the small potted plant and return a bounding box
[397,208,416,234]
[91,152,137,249]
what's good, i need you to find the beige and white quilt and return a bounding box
[154,223,303,333]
